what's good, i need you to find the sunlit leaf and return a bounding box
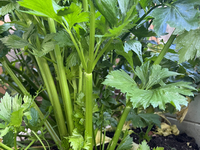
[129,81,195,110]
[174,29,200,63]
[62,3,89,29]
[152,0,200,35]
[103,69,137,94]
[18,0,62,23]
[124,40,143,63]
[93,0,118,27]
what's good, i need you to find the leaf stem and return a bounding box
[62,24,87,70]
[87,0,95,73]
[84,72,93,150]
[24,140,36,150]
[48,18,74,135]
[32,131,47,150]
[0,142,13,150]
[153,34,176,65]
[82,0,88,11]
[93,38,113,70]
[108,104,132,150]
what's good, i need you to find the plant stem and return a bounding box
[24,140,36,150]
[14,130,17,150]
[0,142,13,150]
[84,72,93,150]
[87,0,95,73]
[35,57,68,137]
[0,75,23,95]
[93,38,113,70]
[32,131,47,150]
[153,34,176,65]
[7,64,49,100]
[82,0,88,11]
[48,18,74,135]
[108,104,132,150]
[78,65,83,93]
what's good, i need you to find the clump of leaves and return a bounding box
[0,93,40,147]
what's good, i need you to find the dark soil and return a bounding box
[52,127,199,150]
[129,127,199,150]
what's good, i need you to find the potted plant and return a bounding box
[0,0,200,149]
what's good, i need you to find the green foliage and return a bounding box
[0,2,18,16]
[151,0,200,35]
[59,3,89,29]
[18,0,62,23]
[102,69,137,94]
[138,140,164,150]
[103,64,196,110]
[127,109,161,128]
[116,130,133,150]
[174,29,200,63]
[67,129,90,150]
[93,0,118,27]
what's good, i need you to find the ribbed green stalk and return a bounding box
[87,0,95,73]
[82,0,88,11]
[108,105,132,150]
[84,72,93,149]
[2,59,63,149]
[35,57,68,138]
[154,34,176,65]
[78,65,83,93]
[48,18,74,135]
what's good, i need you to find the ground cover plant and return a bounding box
[0,0,200,149]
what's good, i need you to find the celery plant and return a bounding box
[0,0,200,150]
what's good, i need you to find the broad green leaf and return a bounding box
[174,29,200,63]
[114,40,134,69]
[12,95,22,112]
[127,109,161,128]
[151,0,200,35]
[93,0,118,27]
[0,126,10,137]
[0,23,14,34]
[103,70,137,94]
[3,131,14,148]
[145,65,180,90]
[135,63,180,90]
[131,25,157,39]
[18,0,62,23]
[28,108,39,127]
[124,40,143,63]
[116,133,133,150]
[118,0,130,18]
[67,129,90,150]
[135,62,150,88]
[0,35,34,49]
[96,21,129,38]
[0,93,12,122]
[139,0,152,10]
[9,109,23,127]
[54,30,73,47]
[66,51,81,68]
[0,2,18,16]
[138,141,150,150]
[62,3,89,29]
[129,81,194,110]
[0,40,9,58]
